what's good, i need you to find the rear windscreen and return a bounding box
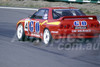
[52,9,86,19]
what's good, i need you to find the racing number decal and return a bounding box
[74,21,87,26]
[29,21,34,32]
[74,21,80,26]
[29,21,40,33]
[35,21,40,33]
[81,21,87,26]
[24,20,28,31]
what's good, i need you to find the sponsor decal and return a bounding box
[51,31,58,33]
[40,20,60,25]
[72,30,77,32]
[47,22,60,25]
[75,27,87,29]
[41,33,42,36]
[72,30,91,32]
[31,34,40,37]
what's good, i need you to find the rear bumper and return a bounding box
[51,29,100,39]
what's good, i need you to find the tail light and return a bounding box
[97,24,99,28]
[67,24,70,29]
[59,24,71,29]
[59,24,63,29]
[91,24,94,27]
[95,25,96,27]
[91,24,99,28]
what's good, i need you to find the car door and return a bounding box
[29,9,49,38]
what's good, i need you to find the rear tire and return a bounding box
[17,24,25,41]
[43,29,52,45]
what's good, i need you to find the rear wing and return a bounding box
[58,16,97,20]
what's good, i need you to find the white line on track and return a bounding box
[0,6,38,11]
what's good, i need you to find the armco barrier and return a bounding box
[54,0,100,3]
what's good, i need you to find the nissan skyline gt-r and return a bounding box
[16,7,100,45]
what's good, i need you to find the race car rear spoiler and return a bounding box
[58,16,97,20]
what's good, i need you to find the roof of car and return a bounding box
[40,7,78,10]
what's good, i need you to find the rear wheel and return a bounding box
[17,24,25,41]
[43,29,52,45]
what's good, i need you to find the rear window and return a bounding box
[52,9,85,19]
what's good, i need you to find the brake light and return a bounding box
[59,24,71,29]
[91,24,94,27]
[91,24,99,28]
[67,24,70,29]
[97,24,99,28]
[59,24,63,29]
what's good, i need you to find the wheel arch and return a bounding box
[16,22,24,30]
[43,27,52,35]
[43,27,49,32]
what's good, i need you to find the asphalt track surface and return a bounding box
[0,7,100,67]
